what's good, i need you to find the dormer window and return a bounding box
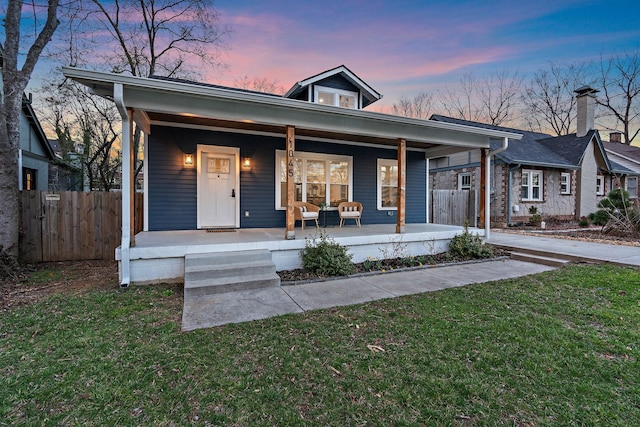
[315,85,358,109]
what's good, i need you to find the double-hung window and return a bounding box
[458,173,472,190]
[596,175,605,196]
[377,159,398,209]
[315,85,358,109]
[560,172,571,194]
[626,176,638,199]
[276,151,352,209]
[521,169,542,201]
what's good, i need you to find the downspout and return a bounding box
[114,83,131,287]
[485,137,509,239]
[506,164,520,226]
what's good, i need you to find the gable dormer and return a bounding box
[284,65,382,109]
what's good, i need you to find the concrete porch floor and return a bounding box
[118,223,474,285]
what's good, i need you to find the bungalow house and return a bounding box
[63,65,521,286]
[429,86,632,225]
[603,132,640,205]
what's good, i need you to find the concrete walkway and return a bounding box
[181,258,553,331]
[182,231,640,331]
[487,230,640,267]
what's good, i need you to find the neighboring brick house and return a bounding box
[603,132,640,206]
[429,86,634,225]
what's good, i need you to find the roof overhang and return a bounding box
[62,67,521,157]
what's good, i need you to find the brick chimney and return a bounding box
[575,85,599,137]
[609,131,622,144]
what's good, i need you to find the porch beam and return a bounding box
[285,125,296,240]
[396,138,406,233]
[479,148,488,227]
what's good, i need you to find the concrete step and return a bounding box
[184,249,280,296]
[493,244,595,264]
[510,251,571,268]
[185,260,276,282]
[186,250,273,267]
[185,273,281,297]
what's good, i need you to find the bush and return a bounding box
[448,225,494,259]
[578,216,590,227]
[528,206,542,226]
[594,189,640,238]
[301,231,355,276]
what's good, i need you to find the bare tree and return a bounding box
[438,72,482,122]
[80,0,229,78]
[391,92,434,119]
[234,75,285,95]
[436,70,521,126]
[1,0,60,259]
[477,69,523,126]
[521,62,591,135]
[596,50,640,144]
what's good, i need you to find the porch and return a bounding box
[116,223,475,285]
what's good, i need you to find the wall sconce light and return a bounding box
[242,157,251,170]
[183,153,194,166]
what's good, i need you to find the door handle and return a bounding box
[231,189,236,198]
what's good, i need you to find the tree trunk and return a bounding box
[0,95,23,257]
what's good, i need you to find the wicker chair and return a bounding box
[338,201,363,227]
[293,201,320,229]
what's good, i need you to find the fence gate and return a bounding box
[430,189,477,227]
[19,191,142,263]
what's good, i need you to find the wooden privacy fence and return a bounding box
[430,189,477,227]
[20,191,143,263]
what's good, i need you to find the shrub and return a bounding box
[301,231,355,276]
[595,189,640,238]
[528,206,542,226]
[448,225,494,259]
[588,210,608,226]
[578,216,590,227]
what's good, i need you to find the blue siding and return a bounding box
[148,125,427,230]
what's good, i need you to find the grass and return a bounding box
[1,264,640,426]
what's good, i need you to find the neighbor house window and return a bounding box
[377,159,398,209]
[596,175,605,196]
[560,172,571,194]
[314,85,358,109]
[276,151,352,209]
[521,169,542,201]
[22,168,37,190]
[626,176,638,199]
[458,173,472,190]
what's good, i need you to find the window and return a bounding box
[22,168,37,190]
[377,159,398,209]
[626,176,638,199]
[276,151,352,209]
[458,173,472,190]
[596,175,605,196]
[521,169,542,201]
[560,172,571,194]
[314,85,358,109]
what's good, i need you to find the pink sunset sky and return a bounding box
[208,0,640,110]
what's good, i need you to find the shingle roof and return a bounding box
[604,141,640,162]
[430,115,597,169]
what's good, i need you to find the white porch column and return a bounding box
[114,83,132,286]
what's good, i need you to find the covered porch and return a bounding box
[116,223,473,285]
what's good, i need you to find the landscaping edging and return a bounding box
[280,255,511,286]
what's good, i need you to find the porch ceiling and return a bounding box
[63,67,522,154]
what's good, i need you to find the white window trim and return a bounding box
[458,172,472,190]
[275,150,353,210]
[314,85,358,109]
[377,158,398,210]
[522,169,543,201]
[560,172,571,195]
[626,176,638,199]
[596,175,605,196]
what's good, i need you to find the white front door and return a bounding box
[198,149,238,228]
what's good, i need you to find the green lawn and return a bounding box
[1,264,639,426]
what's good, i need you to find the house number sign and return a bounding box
[287,137,294,178]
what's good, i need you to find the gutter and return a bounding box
[485,137,509,239]
[114,83,131,287]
